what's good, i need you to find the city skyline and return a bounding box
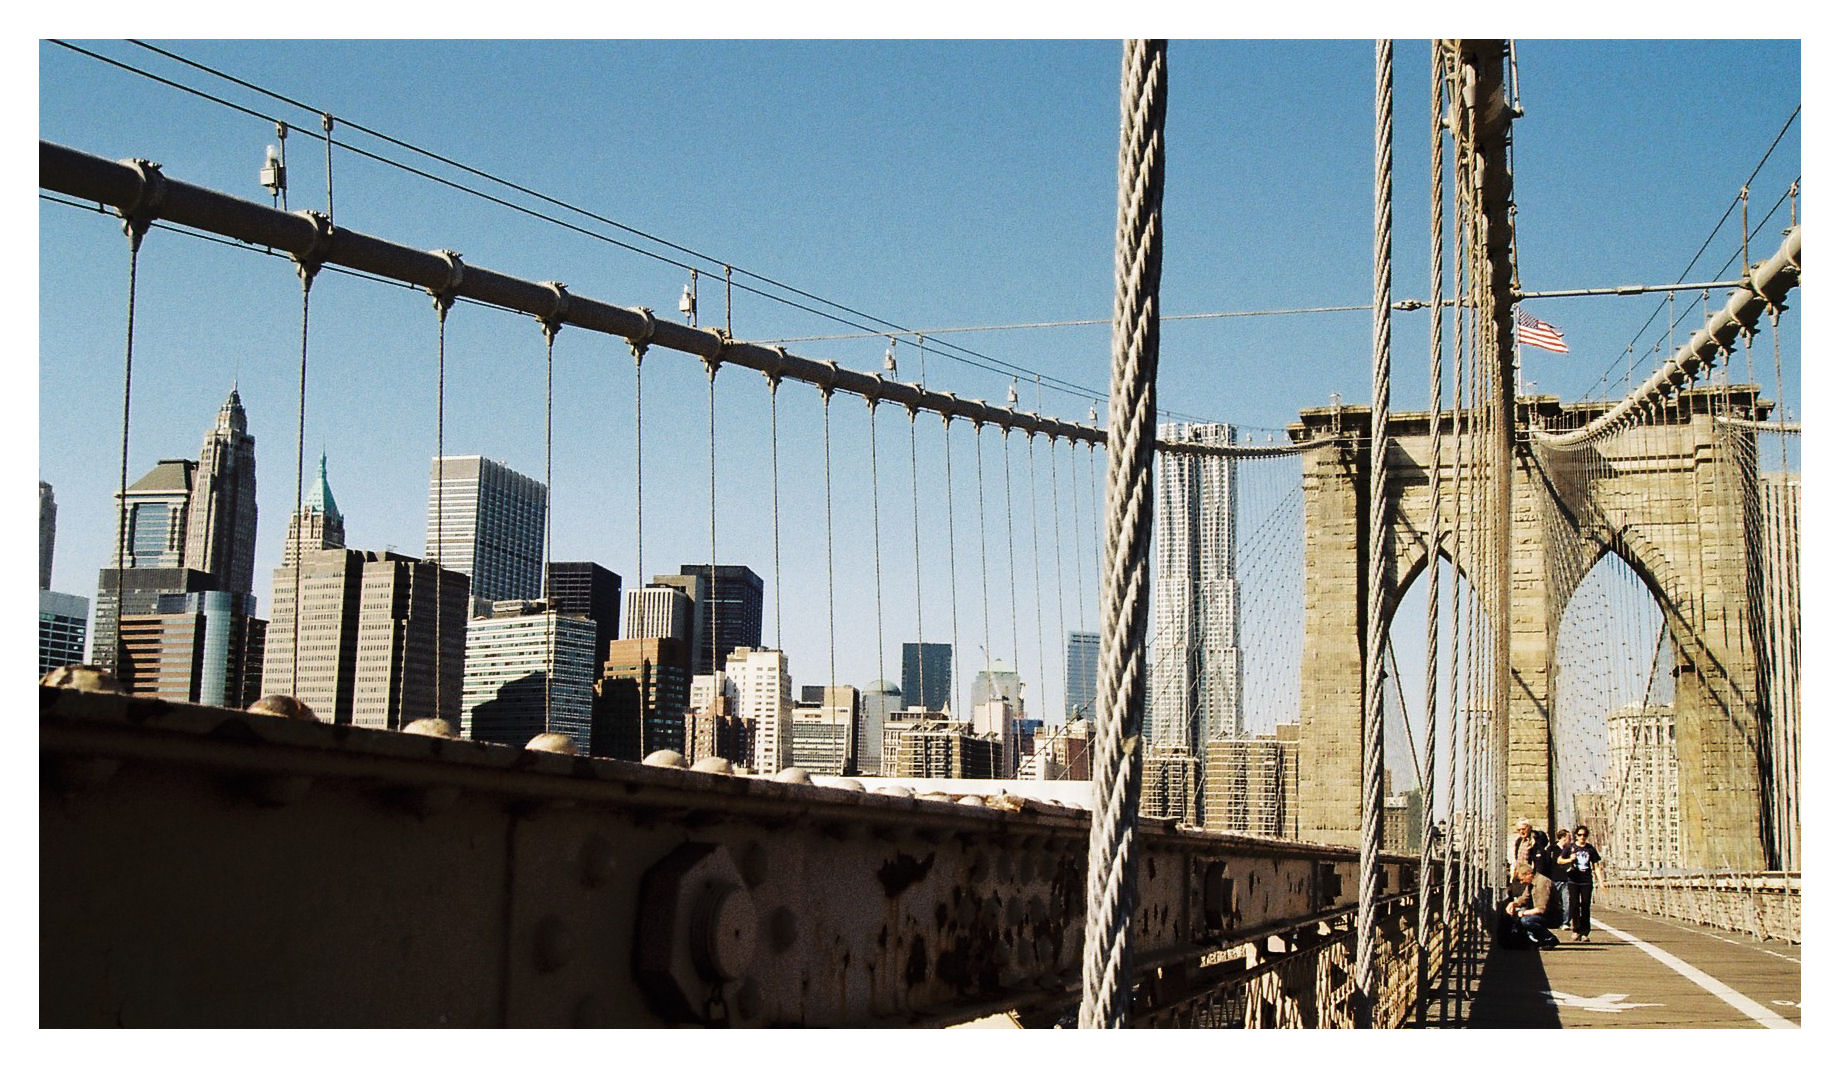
[35,40,1802,730]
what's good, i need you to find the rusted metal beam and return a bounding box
[41,686,1430,1026]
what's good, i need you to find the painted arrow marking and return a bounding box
[1544,990,1662,1013]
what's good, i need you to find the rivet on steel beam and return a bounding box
[533,914,571,973]
[526,732,577,755]
[247,693,317,721]
[40,664,126,694]
[772,766,811,785]
[828,777,866,792]
[693,885,758,982]
[643,749,687,768]
[403,717,457,738]
[691,757,734,775]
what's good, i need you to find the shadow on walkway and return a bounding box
[1423,925,1563,1028]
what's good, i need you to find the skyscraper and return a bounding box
[545,561,622,667]
[425,455,548,608]
[183,388,259,595]
[93,462,202,672]
[1604,703,1681,872]
[93,393,265,680]
[624,581,694,644]
[679,564,764,675]
[284,453,346,566]
[969,660,1022,712]
[109,459,196,571]
[901,641,952,713]
[1149,422,1242,751]
[119,590,266,708]
[39,591,88,677]
[726,646,791,774]
[856,679,902,775]
[595,636,691,759]
[1065,630,1100,719]
[38,480,89,678]
[463,600,598,752]
[263,549,470,728]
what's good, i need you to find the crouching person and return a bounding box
[1506,862,1561,949]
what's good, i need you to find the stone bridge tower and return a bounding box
[1290,387,1771,871]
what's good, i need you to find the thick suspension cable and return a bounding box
[1080,37,1164,1029]
[1353,36,1393,1028]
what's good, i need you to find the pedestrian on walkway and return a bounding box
[1551,828,1574,928]
[1510,818,1549,887]
[1563,825,1602,941]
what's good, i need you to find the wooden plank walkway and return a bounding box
[1425,905,1800,1028]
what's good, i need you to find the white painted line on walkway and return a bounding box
[1629,912,1801,964]
[1593,919,1796,1029]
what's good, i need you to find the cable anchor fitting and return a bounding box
[117,158,168,250]
[628,307,657,363]
[539,281,571,341]
[428,250,466,318]
[701,329,728,381]
[291,210,334,289]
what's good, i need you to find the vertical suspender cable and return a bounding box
[823,391,838,723]
[870,398,886,699]
[433,292,450,721]
[1422,41,1449,1006]
[1003,430,1021,680]
[1051,436,1068,718]
[909,408,926,709]
[539,282,567,730]
[707,366,720,687]
[542,319,557,724]
[976,424,992,688]
[112,188,153,681]
[770,376,783,649]
[289,220,324,704]
[943,414,963,717]
[1079,37,1164,1029]
[1354,36,1394,1029]
[1028,432,1047,730]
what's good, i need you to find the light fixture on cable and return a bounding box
[679,284,697,325]
[259,144,286,206]
[1007,378,1019,407]
[884,338,898,378]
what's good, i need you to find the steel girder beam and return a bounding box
[41,687,1427,1026]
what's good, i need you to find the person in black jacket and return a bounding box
[1560,825,1603,941]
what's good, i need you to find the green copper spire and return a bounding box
[309,452,340,522]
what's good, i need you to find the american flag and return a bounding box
[1516,308,1570,354]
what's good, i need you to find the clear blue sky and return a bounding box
[37,40,1802,726]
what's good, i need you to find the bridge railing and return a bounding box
[1596,871,1800,944]
[42,682,1442,1027]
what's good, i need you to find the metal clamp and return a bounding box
[292,210,334,286]
[540,281,570,340]
[628,307,656,362]
[429,249,465,315]
[117,158,167,246]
